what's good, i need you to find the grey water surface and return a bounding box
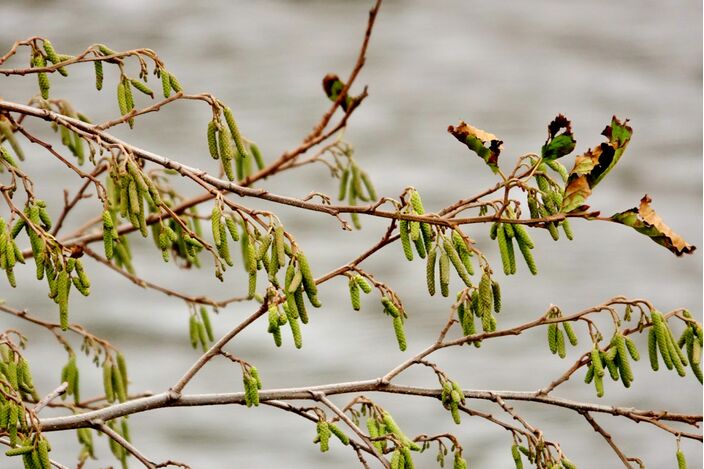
[0,0,702,468]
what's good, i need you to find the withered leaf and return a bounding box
[561,116,632,212]
[611,195,696,256]
[541,114,576,160]
[448,120,503,173]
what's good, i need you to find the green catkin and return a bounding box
[648,327,659,371]
[316,420,331,452]
[211,206,222,247]
[349,277,361,311]
[676,450,687,469]
[491,280,501,313]
[393,316,407,351]
[652,312,674,370]
[225,216,239,241]
[34,54,50,99]
[615,334,633,386]
[603,348,620,381]
[426,247,437,296]
[57,269,70,330]
[218,125,235,180]
[439,248,450,297]
[355,275,372,294]
[556,327,566,358]
[94,60,104,90]
[274,226,286,268]
[112,362,127,402]
[294,287,309,324]
[189,314,199,349]
[478,273,493,319]
[103,361,115,403]
[399,219,413,261]
[329,424,350,445]
[222,107,248,160]
[169,73,183,92]
[514,229,538,275]
[584,364,595,383]
[338,168,350,201]
[130,78,153,97]
[207,120,219,159]
[511,444,524,469]
[116,80,130,118]
[547,323,558,354]
[412,230,426,259]
[496,224,512,275]
[116,352,128,391]
[562,219,574,240]
[382,297,401,318]
[409,220,420,242]
[297,252,320,306]
[561,458,577,469]
[284,303,302,348]
[665,325,687,377]
[563,321,578,346]
[443,236,472,287]
[250,143,265,170]
[594,372,605,398]
[360,171,377,200]
[591,347,605,378]
[200,307,214,342]
[161,69,172,98]
[625,336,640,361]
[5,445,34,456]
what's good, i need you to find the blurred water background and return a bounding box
[0,0,702,467]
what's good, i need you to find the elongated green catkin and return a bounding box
[250,143,265,170]
[297,252,320,306]
[130,78,153,97]
[274,226,286,268]
[625,336,640,361]
[511,444,524,469]
[399,219,413,261]
[439,248,450,297]
[222,107,249,160]
[426,247,436,296]
[316,420,331,452]
[161,70,172,98]
[514,231,537,275]
[169,73,183,92]
[676,450,687,469]
[284,304,302,349]
[478,273,493,318]
[563,321,578,346]
[443,236,471,287]
[57,269,70,330]
[117,81,128,115]
[329,423,350,445]
[200,307,214,342]
[548,322,557,354]
[392,316,407,351]
[648,327,659,371]
[652,312,673,370]
[103,361,114,403]
[34,54,50,99]
[349,277,361,311]
[94,60,104,90]
[591,347,605,378]
[615,334,633,386]
[491,280,501,313]
[496,224,512,275]
[207,120,219,159]
[355,275,372,294]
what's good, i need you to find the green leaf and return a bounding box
[541,114,576,160]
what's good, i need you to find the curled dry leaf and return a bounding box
[611,195,696,256]
[562,116,632,213]
[448,120,503,173]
